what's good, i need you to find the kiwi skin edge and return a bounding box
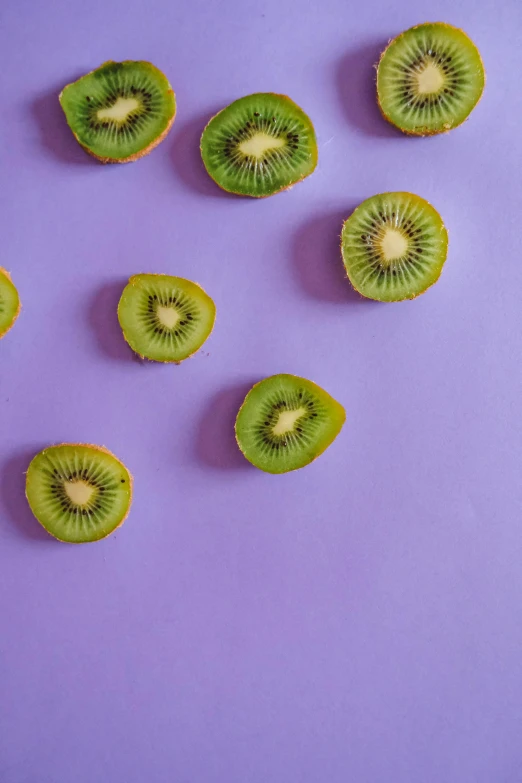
[234,374,347,474]
[25,443,134,544]
[117,273,217,364]
[339,193,449,302]
[59,61,177,164]
[0,267,21,338]
[199,93,318,199]
[376,22,486,137]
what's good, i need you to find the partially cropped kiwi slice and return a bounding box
[0,268,20,338]
[118,274,216,363]
[341,192,448,302]
[377,23,485,136]
[26,444,133,543]
[235,375,345,474]
[200,93,318,197]
[59,61,176,162]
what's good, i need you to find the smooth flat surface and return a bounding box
[1,1,521,781]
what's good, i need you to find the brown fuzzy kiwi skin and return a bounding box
[200,93,318,198]
[25,443,134,544]
[0,267,21,338]
[118,273,216,364]
[376,22,486,137]
[339,194,450,302]
[234,375,346,474]
[59,61,176,164]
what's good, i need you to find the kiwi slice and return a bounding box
[341,192,448,302]
[377,23,485,136]
[26,444,133,543]
[118,274,216,363]
[200,93,318,197]
[0,268,20,338]
[235,374,345,474]
[59,61,176,163]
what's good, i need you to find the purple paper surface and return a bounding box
[1,0,522,781]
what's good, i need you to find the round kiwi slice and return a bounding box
[118,274,216,363]
[341,192,448,302]
[377,23,485,136]
[59,61,176,163]
[0,267,20,338]
[200,93,318,197]
[235,374,345,474]
[26,444,133,543]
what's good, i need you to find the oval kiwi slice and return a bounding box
[26,444,133,543]
[59,61,176,163]
[0,267,20,338]
[377,23,485,136]
[118,274,216,363]
[235,375,345,474]
[200,93,318,197]
[341,192,448,302]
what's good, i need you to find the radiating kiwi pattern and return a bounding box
[200,93,318,197]
[377,23,485,136]
[341,192,449,302]
[235,375,346,474]
[117,274,216,363]
[25,444,133,543]
[59,61,176,162]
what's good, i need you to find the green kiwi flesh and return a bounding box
[377,23,485,136]
[59,61,176,162]
[235,374,345,474]
[341,192,448,302]
[0,268,20,338]
[118,274,216,363]
[200,93,318,197]
[26,444,133,543]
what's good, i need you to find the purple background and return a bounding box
[1,0,522,780]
